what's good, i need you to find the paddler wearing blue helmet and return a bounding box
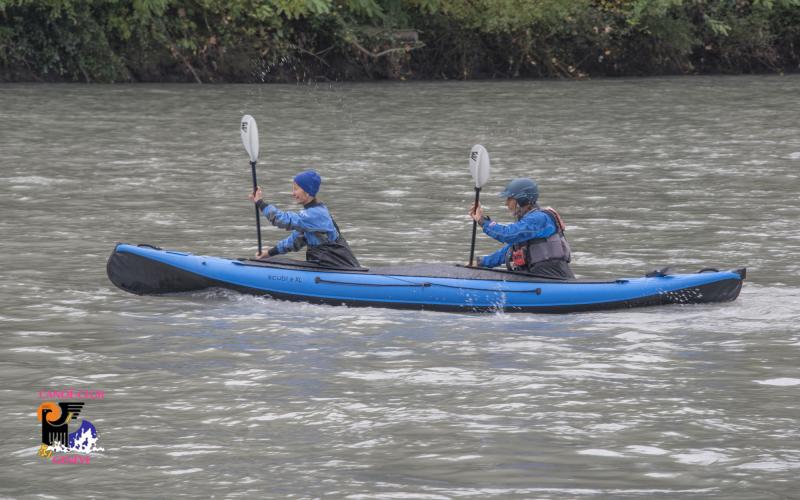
[248,170,360,268]
[469,178,575,279]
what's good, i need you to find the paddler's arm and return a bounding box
[471,202,535,244]
[479,244,510,268]
[250,186,308,231]
[273,231,307,255]
[257,201,328,233]
[481,213,551,244]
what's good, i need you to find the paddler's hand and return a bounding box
[248,186,263,203]
[470,203,485,223]
[255,247,278,260]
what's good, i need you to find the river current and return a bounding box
[1,77,799,498]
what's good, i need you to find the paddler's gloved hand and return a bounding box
[248,187,269,211]
[469,203,488,225]
[255,247,280,259]
[248,186,264,203]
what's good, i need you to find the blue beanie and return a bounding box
[293,170,321,197]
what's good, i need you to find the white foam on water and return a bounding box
[577,449,626,457]
[627,445,670,456]
[548,368,637,380]
[431,487,716,496]
[733,459,800,471]
[588,423,629,432]
[6,175,64,186]
[620,353,669,364]
[517,384,548,390]
[491,374,537,385]
[224,368,267,377]
[224,379,259,387]
[615,332,660,342]
[12,330,66,337]
[754,378,800,386]
[339,367,482,385]
[117,444,165,450]
[495,340,567,354]
[436,454,482,461]
[167,450,219,457]
[350,317,401,326]
[370,349,414,358]
[340,403,370,411]
[346,438,393,449]
[170,443,223,449]
[10,347,71,354]
[672,450,729,465]
[160,404,196,411]
[163,468,204,475]
[349,494,451,500]
[246,411,303,422]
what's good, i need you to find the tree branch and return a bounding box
[351,39,425,59]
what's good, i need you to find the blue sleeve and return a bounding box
[480,244,510,268]
[481,212,554,245]
[275,231,307,254]
[262,204,333,233]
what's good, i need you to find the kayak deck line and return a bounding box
[315,276,434,288]
[107,243,745,314]
[314,275,545,294]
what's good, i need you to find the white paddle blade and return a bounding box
[240,115,259,162]
[469,144,491,188]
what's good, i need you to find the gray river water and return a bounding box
[1,77,799,498]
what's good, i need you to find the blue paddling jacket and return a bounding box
[256,200,360,268]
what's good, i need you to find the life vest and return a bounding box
[303,201,361,269]
[506,207,572,272]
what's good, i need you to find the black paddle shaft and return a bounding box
[468,187,481,267]
[250,160,263,253]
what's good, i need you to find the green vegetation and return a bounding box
[1,0,799,82]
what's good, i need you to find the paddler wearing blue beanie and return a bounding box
[248,170,360,269]
[469,178,575,280]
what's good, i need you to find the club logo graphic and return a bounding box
[36,399,102,463]
[470,150,479,161]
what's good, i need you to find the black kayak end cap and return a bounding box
[735,268,747,280]
[107,247,211,295]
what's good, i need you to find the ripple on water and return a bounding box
[754,378,800,386]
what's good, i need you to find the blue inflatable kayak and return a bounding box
[107,243,744,313]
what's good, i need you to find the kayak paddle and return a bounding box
[468,144,491,267]
[240,114,262,254]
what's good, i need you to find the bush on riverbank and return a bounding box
[1,0,798,82]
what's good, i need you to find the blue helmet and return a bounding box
[499,178,539,205]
